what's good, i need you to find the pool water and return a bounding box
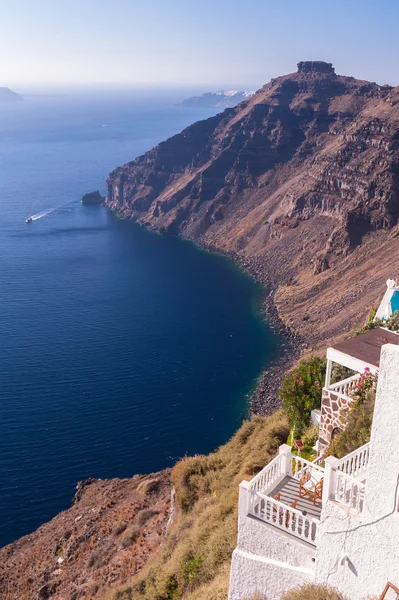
[390,291,399,315]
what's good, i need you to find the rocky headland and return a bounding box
[106,61,399,364]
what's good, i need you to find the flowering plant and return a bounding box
[350,368,377,404]
[280,356,326,434]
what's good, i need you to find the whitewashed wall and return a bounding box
[229,515,315,600]
[315,343,399,599]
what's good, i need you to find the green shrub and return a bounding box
[181,556,202,589]
[326,387,375,459]
[302,423,319,446]
[280,357,326,435]
[385,310,399,332]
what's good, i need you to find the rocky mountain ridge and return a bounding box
[106,62,399,347]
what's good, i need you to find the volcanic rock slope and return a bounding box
[0,472,172,600]
[107,62,399,346]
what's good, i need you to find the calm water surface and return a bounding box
[0,90,282,546]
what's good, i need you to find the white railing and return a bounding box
[327,373,361,400]
[248,489,319,545]
[312,455,325,467]
[336,442,370,479]
[249,454,283,492]
[331,470,365,515]
[249,450,325,493]
[291,454,325,480]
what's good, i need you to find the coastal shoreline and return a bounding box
[106,204,301,415]
[197,242,302,415]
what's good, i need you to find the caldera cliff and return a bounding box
[106,61,399,348]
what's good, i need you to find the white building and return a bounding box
[229,342,399,600]
[375,279,399,321]
[320,327,398,454]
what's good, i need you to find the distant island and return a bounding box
[0,87,23,103]
[178,90,255,108]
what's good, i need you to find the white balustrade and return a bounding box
[249,448,325,493]
[336,442,370,479]
[249,454,283,493]
[291,454,325,481]
[312,455,325,467]
[332,470,366,515]
[244,439,369,548]
[248,489,319,545]
[328,373,361,401]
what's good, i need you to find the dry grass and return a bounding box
[281,584,346,600]
[103,411,289,600]
[137,478,162,496]
[244,586,347,600]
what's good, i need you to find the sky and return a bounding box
[1,0,399,89]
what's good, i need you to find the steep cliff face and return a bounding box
[106,62,399,346]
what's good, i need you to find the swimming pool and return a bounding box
[390,290,399,315]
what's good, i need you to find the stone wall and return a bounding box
[319,389,352,454]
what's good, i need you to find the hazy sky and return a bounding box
[2,0,399,88]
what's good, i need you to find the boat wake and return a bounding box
[27,200,78,223]
[30,207,56,221]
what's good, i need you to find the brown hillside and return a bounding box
[0,472,172,600]
[106,61,399,347]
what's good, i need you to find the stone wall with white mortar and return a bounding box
[228,515,315,600]
[319,389,351,454]
[315,343,399,599]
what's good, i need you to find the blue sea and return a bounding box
[0,89,281,547]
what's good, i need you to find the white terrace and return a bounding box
[230,343,399,600]
[240,441,370,547]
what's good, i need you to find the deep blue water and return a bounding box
[0,90,281,547]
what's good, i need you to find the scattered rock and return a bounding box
[313,255,330,274]
[72,478,98,505]
[38,582,58,599]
